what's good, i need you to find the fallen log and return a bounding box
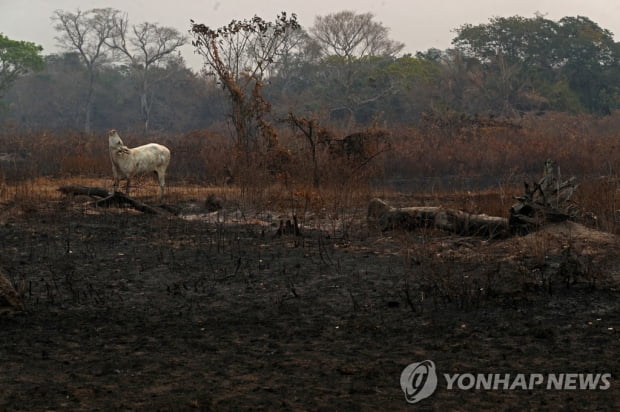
[368,198,509,238]
[369,160,578,237]
[58,185,172,215]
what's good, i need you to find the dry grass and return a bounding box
[1,112,619,233]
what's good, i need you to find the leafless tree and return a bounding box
[309,11,404,60]
[53,8,120,132]
[108,14,187,133]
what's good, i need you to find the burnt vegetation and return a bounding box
[0,10,620,411]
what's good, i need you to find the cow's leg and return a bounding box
[156,171,165,201]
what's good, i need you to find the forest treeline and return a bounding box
[1,12,619,134]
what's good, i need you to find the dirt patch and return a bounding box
[1,199,619,410]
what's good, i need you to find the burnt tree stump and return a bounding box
[509,160,578,234]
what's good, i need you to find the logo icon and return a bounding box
[400,360,438,404]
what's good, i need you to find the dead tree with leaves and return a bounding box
[191,13,300,162]
[191,14,301,190]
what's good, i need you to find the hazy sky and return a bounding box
[2,0,620,71]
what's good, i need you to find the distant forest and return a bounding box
[1,11,620,134]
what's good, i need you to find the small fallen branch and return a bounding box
[58,184,110,198]
[58,184,174,215]
[94,191,163,214]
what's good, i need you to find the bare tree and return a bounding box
[309,11,404,60]
[53,8,119,132]
[307,11,405,126]
[108,15,187,133]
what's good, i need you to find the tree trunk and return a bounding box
[368,198,509,238]
[84,69,95,133]
[141,73,151,134]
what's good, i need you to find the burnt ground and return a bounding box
[1,195,619,411]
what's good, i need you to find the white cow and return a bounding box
[108,129,170,200]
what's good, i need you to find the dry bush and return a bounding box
[164,129,233,184]
[386,112,620,185]
[0,129,234,184]
[573,176,620,233]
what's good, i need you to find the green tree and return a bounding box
[452,15,620,115]
[557,16,619,113]
[0,33,44,99]
[452,16,561,115]
[453,16,560,68]
[380,54,440,122]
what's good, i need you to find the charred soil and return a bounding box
[1,196,619,410]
